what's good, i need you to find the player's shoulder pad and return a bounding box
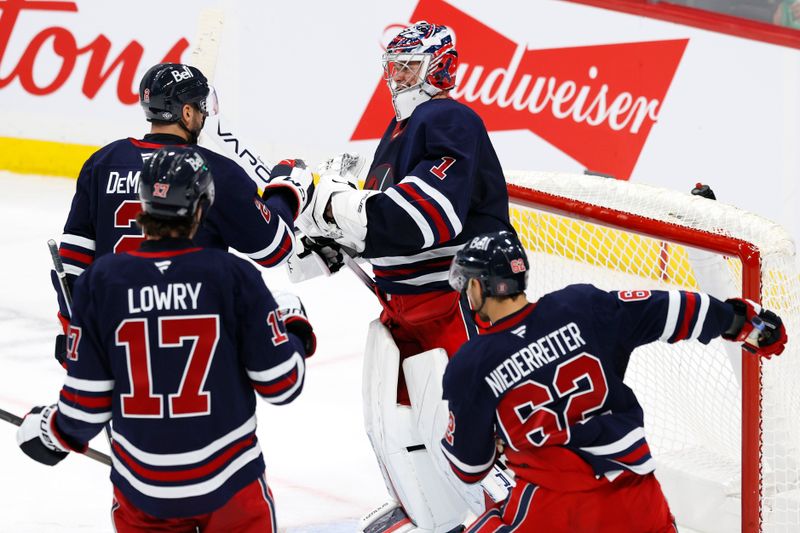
[443,337,490,393]
[90,138,139,165]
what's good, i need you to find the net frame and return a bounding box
[505,170,798,532]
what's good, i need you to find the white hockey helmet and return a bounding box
[382,21,458,121]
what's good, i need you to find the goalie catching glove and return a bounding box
[723,298,787,358]
[273,291,317,357]
[17,405,70,466]
[296,153,377,252]
[262,159,315,219]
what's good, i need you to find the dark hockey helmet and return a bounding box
[139,63,211,123]
[449,230,529,297]
[139,147,215,220]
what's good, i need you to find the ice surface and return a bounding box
[0,172,387,532]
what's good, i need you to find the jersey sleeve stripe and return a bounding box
[658,290,681,341]
[402,176,463,237]
[396,183,452,242]
[111,444,263,498]
[385,270,450,286]
[59,247,94,265]
[252,367,299,396]
[61,233,96,251]
[60,389,112,410]
[57,400,111,424]
[112,435,256,483]
[670,291,698,342]
[63,264,86,276]
[257,363,305,405]
[254,231,293,268]
[247,219,293,262]
[689,293,710,341]
[440,441,496,475]
[385,188,435,248]
[63,376,114,392]
[246,351,303,383]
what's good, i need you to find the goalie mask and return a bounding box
[449,230,529,298]
[383,21,458,121]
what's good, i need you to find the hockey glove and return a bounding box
[273,291,317,357]
[297,153,373,244]
[263,159,315,220]
[723,298,787,359]
[17,405,69,466]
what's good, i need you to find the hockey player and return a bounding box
[298,22,512,530]
[440,231,787,532]
[17,147,316,532]
[53,62,312,360]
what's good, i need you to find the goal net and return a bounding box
[506,171,800,532]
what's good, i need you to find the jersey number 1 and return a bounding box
[116,315,219,418]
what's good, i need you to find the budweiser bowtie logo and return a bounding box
[352,0,688,180]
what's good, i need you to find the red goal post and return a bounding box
[505,171,799,533]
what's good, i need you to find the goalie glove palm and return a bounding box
[723,298,787,358]
[263,159,315,219]
[273,291,317,357]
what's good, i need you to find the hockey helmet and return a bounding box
[382,21,459,121]
[139,147,215,220]
[139,63,217,123]
[449,230,529,297]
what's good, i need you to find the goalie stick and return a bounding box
[0,406,112,466]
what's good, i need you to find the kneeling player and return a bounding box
[440,231,786,532]
[17,147,316,533]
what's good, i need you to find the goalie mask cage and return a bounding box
[505,171,799,533]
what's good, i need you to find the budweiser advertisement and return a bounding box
[352,0,687,180]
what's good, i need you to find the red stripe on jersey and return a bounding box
[396,183,453,242]
[112,435,256,483]
[485,303,537,333]
[614,442,651,465]
[373,258,453,277]
[674,292,698,341]
[252,367,298,396]
[449,461,490,484]
[256,233,293,267]
[60,389,112,410]
[127,248,202,258]
[128,138,186,149]
[59,247,93,265]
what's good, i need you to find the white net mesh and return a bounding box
[506,171,800,532]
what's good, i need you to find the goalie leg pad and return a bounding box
[403,351,491,516]
[362,320,468,532]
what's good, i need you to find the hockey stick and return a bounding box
[47,239,72,317]
[48,239,114,449]
[0,406,112,466]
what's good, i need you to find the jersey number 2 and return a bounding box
[497,353,608,449]
[116,315,219,418]
[114,200,146,253]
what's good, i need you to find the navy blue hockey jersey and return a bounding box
[440,284,736,485]
[57,134,295,306]
[362,98,511,294]
[50,238,307,518]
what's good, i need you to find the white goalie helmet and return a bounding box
[382,21,459,121]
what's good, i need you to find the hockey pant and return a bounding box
[467,447,676,533]
[111,474,277,532]
[377,290,480,404]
